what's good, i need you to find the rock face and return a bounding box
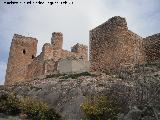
[4,74,133,120]
[4,62,160,120]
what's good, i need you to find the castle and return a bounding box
[5,16,160,85]
[5,32,88,85]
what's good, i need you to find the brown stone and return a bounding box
[5,33,88,85]
[90,16,160,72]
[5,34,38,85]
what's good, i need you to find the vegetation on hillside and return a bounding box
[81,96,123,120]
[46,72,97,79]
[0,90,62,120]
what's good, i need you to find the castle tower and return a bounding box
[5,34,38,85]
[51,32,63,50]
[90,16,144,71]
[71,43,88,61]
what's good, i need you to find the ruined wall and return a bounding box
[26,59,57,80]
[143,33,160,62]
[57,56,89,73]
[5,32,88,84]
[42,43,54,60]
[26,59,44,80]
[5,34,37,85]
[51,32,63,50]
[41,33,88,62]
[90,16,145,72]
[44,59,58,74]
[71,43,88,61]
[57,58,72,73]
[26,32,88,79]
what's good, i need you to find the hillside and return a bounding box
[1,62,160,120]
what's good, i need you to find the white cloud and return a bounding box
[20,0,111,53]
[0,61,7,85]
[20,0,160,54]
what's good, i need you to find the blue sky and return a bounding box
[0,0,160,84]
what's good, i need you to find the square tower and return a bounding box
[5,34,38,85]
[51,32,63,50]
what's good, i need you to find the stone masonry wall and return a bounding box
[5,32,88,85]
[143,33,160,62]
[41,33,88,62]
[51,32,63,50]
[5,16,160,84]
[71,43,88,61]
[90,16,145,72]
[5,34,38,85]
[25,32,88,80]
[26,59,58,80]
[26,59,44,80]
[42,43,54,60]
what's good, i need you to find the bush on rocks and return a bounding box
[0,90,62,120]
[0,91,21,115]
[81,96,123,120]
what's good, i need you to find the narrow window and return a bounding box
[32,55,35,59]
[23,49,26,54]
[80,56,83,59]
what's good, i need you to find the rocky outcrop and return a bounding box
[2,62,160,120]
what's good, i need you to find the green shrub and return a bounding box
[20,97,48,119]
[0,91,21,115]
[46,72,96,79]
[45,108,62,120]
[20,97,62,120]
[46,74,64,79]
[60,72,96,79]
[0,91,62,120]
[81,96,122,120]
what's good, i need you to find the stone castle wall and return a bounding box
[5,16,160,85]
[143,33,160,62]
[5,34,38,85]
[90,16,145,71]
[71,43,88,61]
[51,32,63,50]
[5,32,88,83]
[26,59,58,80]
